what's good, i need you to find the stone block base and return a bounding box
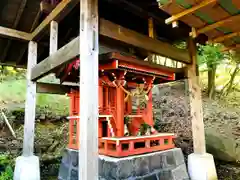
[58,148,189,180]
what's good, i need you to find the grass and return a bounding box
[0,78,69,116]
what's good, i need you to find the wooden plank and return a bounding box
[100,19,191,63]
[0,26,31,41]
[187,38,206,154]
[79,0,99,179]
[31,18,190,81]
[36,82,77,94]
[190,14,240,37]
[16,10,42,65]
[160,1,221,39]
[50,21,58,55]
[221,44,240,52]
[31,36,79,81]
[31,0,78,41]
[0,0,28,63]
[164,0,217,25]
[209,31,240,43]
[22,41,37,156]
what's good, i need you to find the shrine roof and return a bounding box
[56,52,185,84]
[158,0,240,51]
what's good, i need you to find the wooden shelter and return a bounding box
[158,0,240,51]
[0,0,217,179]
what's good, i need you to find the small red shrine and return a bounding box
[57,52,176,157]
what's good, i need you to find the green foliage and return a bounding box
[0,166,13,180]
[0,154,13,180]
[0,79,69,116]
[198,44,225,68]
[0,66,25,82]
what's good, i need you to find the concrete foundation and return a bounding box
[188,153,218,180]
[14,155,40,180]
[58,148,189,180]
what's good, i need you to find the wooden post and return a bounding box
[50,21,58,55]
[22,41,37,156]
[187,38,206,154]
[148,17,156,63]
[79,0,99,179]
[148,17,155,39]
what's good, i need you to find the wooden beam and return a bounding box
[79,0,99,179]
[31,0,78,41]
[209,31,240,43]
[104,0,165,25]
[221,44,240,52]
[31,18,191,81]
[0,0,28,63]
[100,19,191,63]
[50,21,58,55]
[37,82,77,94]
[190,14,240,38]
[16,10,41,65]
[187,37,206,154]
[31,36,79,81]
[40,1,55,13]
[0,26,31,41]
[22,41,38,156]
[165,0,217,25]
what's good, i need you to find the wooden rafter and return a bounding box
[16,0,77,65]
[221,44,240,52]
[190,14,240,38]
[16,10,42,65]
[165,0,217,25]
[209,31,240,43]
[104,0,165,25]
[0,0,28,63]
[0,26,31,41]
[31,0,78,41]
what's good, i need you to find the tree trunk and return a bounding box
[207,63,217,99]
[222,64,240,96]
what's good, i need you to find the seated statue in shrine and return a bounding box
[114,80,157,136]
[113,79,153,108]
[120,83,152,109]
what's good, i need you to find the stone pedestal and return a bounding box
[58,148,189,180]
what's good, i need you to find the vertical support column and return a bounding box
[187,38,206,154]
[50,20,58,55]
[23,41,38,156]
[79,0,99,179]
[116,87,125,137]
[14,41,40,180]
[187,38,217,180]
